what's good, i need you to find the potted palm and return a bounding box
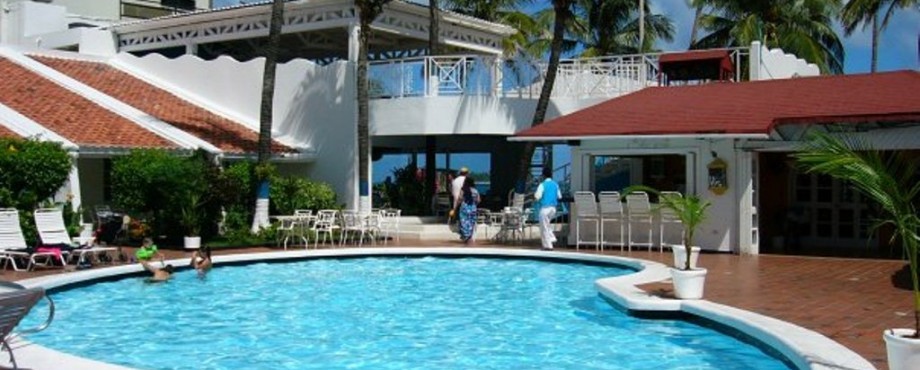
[794,133,919,370]
[180,191,203,250]
[626,186,712,299]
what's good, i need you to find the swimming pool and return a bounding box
[24,256,792,370]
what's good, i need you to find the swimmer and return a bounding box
[142,262,174,282]
[189,245,212,275]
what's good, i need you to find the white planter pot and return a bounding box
[183,236,201,250]
[884,328,920,370]
[670,268,707,300]
[672,246,701,269]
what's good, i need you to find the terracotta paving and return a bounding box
[2,239,913,370]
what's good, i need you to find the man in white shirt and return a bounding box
[533,167,562,250]
[451,167,469,202]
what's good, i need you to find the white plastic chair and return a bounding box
[311,210,339,248]
[34,208,115,264]
[658,191,685,252]
[379,208,401,244]
[0,209,64,270]
[598,191,625,251]
[626,192,654,251]
[573,191,600,250]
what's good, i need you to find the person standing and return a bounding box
[452,176,480,245]
[451,167,469,202]
[534,167,561,250]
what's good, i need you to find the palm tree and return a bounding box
[356,0,392,213]
[572,0,675,56]
[794,133,919,338]
[445,0,540,56]
[251,0,285,233]
[514,0,575,185]
[841,0,919,73]
[691,0,845,74]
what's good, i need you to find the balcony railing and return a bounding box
[368,48,749,100]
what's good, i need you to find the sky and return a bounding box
[215,0,920,73]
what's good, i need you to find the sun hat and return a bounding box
[459,167,469,174]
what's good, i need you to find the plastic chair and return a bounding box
[34,208,116,264]
[0,284,55,369]
[658,191,685,252]
[311,210,339,248]
[626,191,654,251]
[0,209,64,271]
[573,191,599,250]
[598,191,625,251]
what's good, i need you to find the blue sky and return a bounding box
[215,0,919,73]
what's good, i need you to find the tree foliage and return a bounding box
[0,138,71,210]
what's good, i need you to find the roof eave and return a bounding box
[508,133,771,142]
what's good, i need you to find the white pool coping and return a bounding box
[12,247,875,370]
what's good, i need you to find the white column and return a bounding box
[735,149,757,255]
[347,24,360,63]
[66,152,84,223]
[749,41,762,81]
[185,43,198,56]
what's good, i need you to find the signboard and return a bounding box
[707,157,728,195]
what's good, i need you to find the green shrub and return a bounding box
[270,176,338,215]
[0,138,71,210]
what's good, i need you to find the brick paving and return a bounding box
[2,239,913,369]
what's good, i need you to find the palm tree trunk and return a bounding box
[515,0,571,189]
[251,0,284,233]
[425,0,440,215]
[871,12,879,73]
[689,2,702,48]
[357,0,391,213]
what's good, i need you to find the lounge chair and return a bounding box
[0,283,55,369]
[0,209,64,271]
[34,208,115,265]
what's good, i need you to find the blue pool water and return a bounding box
[24,257,792,370]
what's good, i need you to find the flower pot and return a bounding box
[672,246,701,269]
[670,267,707,299]
[183,236,201,250]
[884,328,920,370]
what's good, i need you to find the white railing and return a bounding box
[368,47,749,100]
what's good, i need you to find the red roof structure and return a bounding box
[31,55,294,154]
[514,70,920,140]
[0,58,177,150]
[658,49,734,84]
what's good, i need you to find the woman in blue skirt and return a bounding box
[452,177,480,245]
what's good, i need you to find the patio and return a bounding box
[1,239,910,370]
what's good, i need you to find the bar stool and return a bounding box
[598,191,625,251]
[626,191,654,251]
[574,191,599,250]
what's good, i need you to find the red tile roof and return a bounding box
[658,49,731,64]
[0,58,177,150]
[515,70,920,138]
[0,124,20,138]
[32,55,293,154]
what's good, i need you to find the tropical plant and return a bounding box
[794,133,919,338]
[572,0,675,56]
[180,191,204,237]
[0,138,72,210]
[840,0,918,73]
[445,0,539,56]
[627,185,712,270]
[251,0,285,232]
[690,0,845,74]
[356,0,393,212]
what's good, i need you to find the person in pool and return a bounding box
[136,237,164,262]
[143,263,174,282]
[189,245,212,275]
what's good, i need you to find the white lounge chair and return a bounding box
[34,208,115,264]
[0,209,64,271]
